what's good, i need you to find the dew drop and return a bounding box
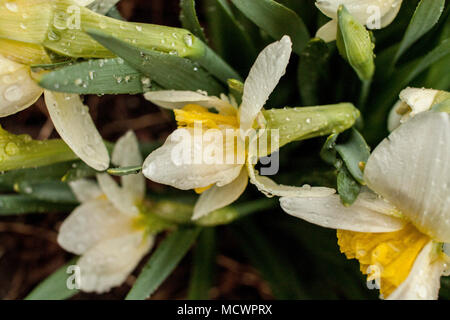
[4,85,22,102]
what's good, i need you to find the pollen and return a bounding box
[194,185,212,194]
[337,223,430,298]
[174,104,238,129]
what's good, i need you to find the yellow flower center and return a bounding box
[174,104,239,129]
[337,223,430,298]
[174,104,240,194]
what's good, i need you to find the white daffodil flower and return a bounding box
[315,0,403,42]
[280,110,450,299]
[388,87,450,132]
[0,54,109,170]
[143,36,335,220]
[57,131,153,293]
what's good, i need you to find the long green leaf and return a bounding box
[14,181,78,204]
[180,0,207,42]
[39,58,149,95]
[297,38,331,106]
[0,161,76,191]
[204,0,257,75]
[126,227,201,300]
[25,258,79,300]
[232,218,308,299]
[393,0,445,65]
[187,228,216,300]
[230,0,309,54]
[87,30,225,95]
[0,195,75,215]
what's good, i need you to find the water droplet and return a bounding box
[5,2,18,12]
[4,85,23,102]
[47,30,60,41]
[183,34,193,47]
[4,142,18,156]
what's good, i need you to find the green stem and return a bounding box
[359,79,372,111]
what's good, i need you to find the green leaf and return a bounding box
[14,181,78,204]
[337,165,361,206]
[0,195,75,215]
[0,127,78,172]
[86,29,225,95]
[425,10,450,90]
[393,0,445,65]
[88,0,121,15]
[334,129,371,184]
[232,218,308,299]
[107,165,142,176]
[320,134,339,166]
[38,58,150,95]
[180,0,207,42]
[126,227,202,300]
[297,38,331,106]
[25,258,79,300]
[230,0,309,55]
[0,161,76,191]
[61,161,97,182]
[204,0,257,75]
[188,228,216,300]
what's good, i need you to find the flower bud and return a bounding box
[336,5,375,81]
[0,0,204,59]
[388,87,450,131]
[262,103,360,149]
[0,126,77,171]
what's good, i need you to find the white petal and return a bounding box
[280,194,405,232]
[192,168,248,220]
[144,90,235,114]
[112,131,145,201]
[0,56,42,117]
[316,20,338,42]
[77,232,153,293]
[365,111,450,242]
[247,161,335,198]
[74,0,95,5]
[97,173,139,216]
[356,188,402,217]
[68,179,102,203]
[387,100,405,132]
[399,87,439,117]
[379,0,403,28]
[315,0,401,24]
[142,128,244,190]
[44,91,109,171]
[387,241,444,300]
[239,36,292,131]
[57,198,133,255]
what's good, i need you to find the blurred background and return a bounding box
[0,0,449,300]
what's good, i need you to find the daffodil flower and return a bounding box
[143,36,335,220]
[280,110,450,299]
[0,53,109,170]
[388,87,450,132]
[315,0,403,42]
[57,131,154,293]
